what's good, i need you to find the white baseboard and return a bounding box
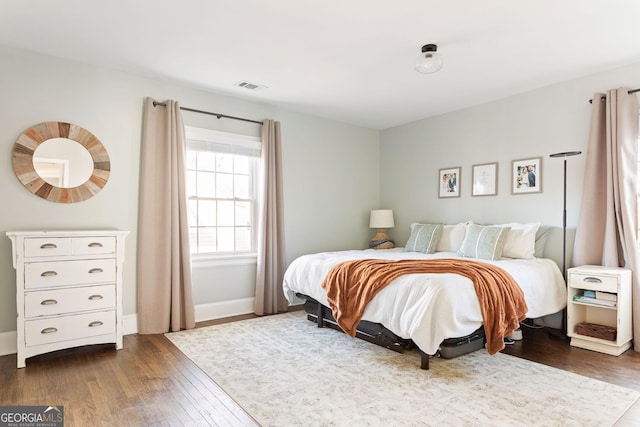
[123,314,138,336]
[194,297,255,323]
[0,298,256,356]
[124,297,256,333]
[0,330,17,357]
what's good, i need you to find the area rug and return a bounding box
[166,311,638,426]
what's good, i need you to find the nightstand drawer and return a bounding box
[24,259,116,289]
[24,310,116,347]
[569,273,618,293]
[25,284,116,317]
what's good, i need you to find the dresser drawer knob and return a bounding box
[583,277,603,283]
[40,271,58,277]
[88,242,104,248]
[40,299,58,305]
[39,243,58,249]
[88,295,104,301]
[88,321,104,328]
[41,327,58,334]
[88,268,104,274]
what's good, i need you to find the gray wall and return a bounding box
[2,42,639,336]
[380,62,640,249]
[0,45,379,333]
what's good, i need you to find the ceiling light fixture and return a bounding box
[414,43,443,74]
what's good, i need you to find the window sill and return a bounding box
[192,253,257,268]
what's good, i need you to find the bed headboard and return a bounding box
[406,222,573,273]
[539,226,575,272]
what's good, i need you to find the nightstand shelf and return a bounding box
[570,302,616,310]
[567,265,632,356]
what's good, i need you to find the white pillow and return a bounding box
[435,222,467,252]
[496,222,540,259]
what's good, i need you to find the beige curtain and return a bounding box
[572,88,639,351]
[254,120,288,315]
[137,97,195,333]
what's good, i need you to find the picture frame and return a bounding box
[438,167,461,198]
[472,162,498,197]
[512,157,542,194]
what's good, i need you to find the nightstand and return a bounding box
[567,265,632,356]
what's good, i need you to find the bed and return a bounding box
[282,222,567,369]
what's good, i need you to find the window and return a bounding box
[185,127,261,256]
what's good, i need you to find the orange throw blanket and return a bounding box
[321,258,528,355]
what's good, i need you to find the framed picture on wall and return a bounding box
[472,162,498,196]
[512,157,542,194]
[438,166,461,198]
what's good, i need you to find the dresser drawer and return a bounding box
[25,284,116,317]
[72,237,116,256]
[569,273,618,293]
[24,310,116,347]
[24,238,73,258]
[24,236,116,258]
[24,259,116,289]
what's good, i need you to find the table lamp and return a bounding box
[369,209,395,249]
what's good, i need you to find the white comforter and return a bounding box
[282,248,567,355]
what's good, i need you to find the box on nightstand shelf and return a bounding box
[567,265,632,356]
[575,322,616,341]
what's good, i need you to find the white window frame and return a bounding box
[185,126,261,262]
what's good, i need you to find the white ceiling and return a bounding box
[2,1,640,130]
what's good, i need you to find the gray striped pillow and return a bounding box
[405,223,443,254]
[458,224,511,260]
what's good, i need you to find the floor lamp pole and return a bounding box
[550,150,582,280]
[550,150,581,335]
[561,156,568,281]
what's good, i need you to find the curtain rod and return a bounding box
[589,88,640,103]
[152,101,263,125]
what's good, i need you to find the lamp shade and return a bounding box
[549,151,582,159]
[370,209,395,228]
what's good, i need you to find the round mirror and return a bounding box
[12,122,110,203]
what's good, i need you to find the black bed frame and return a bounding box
[299,294,432,369]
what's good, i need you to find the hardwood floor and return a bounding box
[0,314,259,426]
[1,314,639,426]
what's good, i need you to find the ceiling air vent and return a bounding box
[234,80,267,91]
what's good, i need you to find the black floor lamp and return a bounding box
[549,151,582,281]
[549,150,581,337]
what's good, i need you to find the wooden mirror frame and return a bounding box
[12,122,110,203]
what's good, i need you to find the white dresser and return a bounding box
[7,230,128,368]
